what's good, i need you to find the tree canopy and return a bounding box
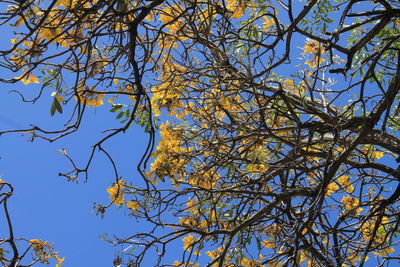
[1,0,400,266]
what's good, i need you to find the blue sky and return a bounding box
[0,84,153,266]
[0,4,154,263]
[0,3,177,265]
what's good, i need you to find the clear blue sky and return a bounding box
[0,5,161,264]
[0,4,182,265]
[0,85,154,266]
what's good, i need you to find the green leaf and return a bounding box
[116,111,124,119]
[110,104,123,112]
[50,101,56,116]
[54,98,63,114]
[144,123,151,133]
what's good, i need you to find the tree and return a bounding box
[0,0,400,266]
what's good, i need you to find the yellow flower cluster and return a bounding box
[76,87,105,107]
[151,62,188,116]
[150,122,186,180]
[322,176,355,197]
[325,182,339,197]
[29,239,64,266]
[226,0,247,18]
[106,179,125,206]
[179,216,205,227]
[36,9,72,47]
[338,176,354,193]
[241,258,263,267]
[56,0,79,8]
[206,247,223,260]
[263,16,274,31]
[301,38,326,69]
[187,168,219,189]
[360,217,395,256]
[106,180,140,212]
[360,145,385,160]
[14,72,39,85]
[126,201,139,212]
[182,234,196,250]
[157,5,189,50]
[341,196,363,215]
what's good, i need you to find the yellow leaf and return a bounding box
[29,239,44,249]
[55,255,65,267]
[262,240,275,248]
[371,151,384,159]
[26,73,39,84]
[56,0,79,8]
[15,17,24,27]
[106,180,125,206]
[341,195,363,215]
[15,73,40,85]
[263,17,274,31]
[182,234,195,250]
[338,176,354,193]
[303,38,324,55]
[126,201,139,212]
[77,88,105,107]
[226,0,246,18]
[241,258,251,265]
[325,182,339,197]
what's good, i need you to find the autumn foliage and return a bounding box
[1,0,400,266]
